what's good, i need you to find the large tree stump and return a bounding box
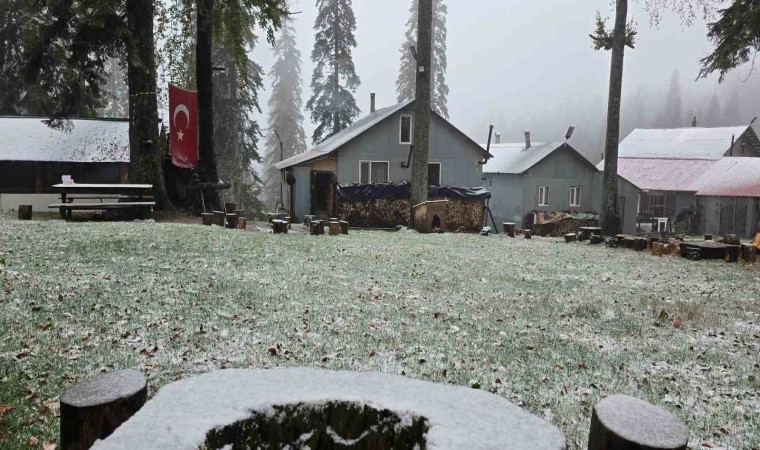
[524,230,532,239]
[328,221,341,236]
[201,213,214,226]
[588,395,688,450]
[310,220,325,236]
[339,220,349,235]
[213,211,226,226]
[590,234,604,245]
[272,220,288,234]
[226,213,238,229]
[61,369,147,450]
[741,244,757,263]
[503,222,516,238]
[18,205,32,220]
[725,246,741,263]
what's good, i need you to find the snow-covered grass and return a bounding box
[0,215,758,449]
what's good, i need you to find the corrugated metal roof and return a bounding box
[481,142,595,174]
[597,157,714,192]
[0,117,129,163]
[692,157,760,197]
[276,101,413,170]
[481,142,562,174]
[619,126,750,160]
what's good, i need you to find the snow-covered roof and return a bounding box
[481,142,594,174]
[0,117,129,163]
[598,158,714,192]
[618,126,751,160]
[276,101,413,170]
[692,157,760,197]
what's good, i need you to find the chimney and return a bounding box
[370,93,376,113]
[494,132,501,144]
[524,130,531,149]
[692,116,697,127]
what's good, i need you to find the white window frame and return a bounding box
[428,162,442,185]
[359,160,390,184]
[538,186,549,207]
[399,114,413,145]
[569,186,581,207]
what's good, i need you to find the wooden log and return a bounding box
[225,202,236,213]
[237,217,247,230]
[524,230,532,239]
[226,213,238,229]
[201,213,214,226]
[588,394,688,450]
[285,216,292,228]
[339,220,349,235]
[310,220,324,236]
[213,211,226,226]
[723,234,740,246]
[18,204,32,220]
[703,234,713,241]
[590,234,604,245]
[329,221,341,236]
[272,219,285,234]
[565,233,577,243]
[60,369,147,450]
[652,242,664,257]
[503,222,516,238]
[741,244,757,263]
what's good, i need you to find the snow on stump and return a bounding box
[18,205,32,220]
[588,395,688,450]
[92,368,566,450]
[504,222,516,237]
[60,369,147,450]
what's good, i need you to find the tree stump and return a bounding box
[18,205,32,220]
[329,221,341,236]
[590,234,604,245]
[722,234,740,246]
[310,220,325,236]
[503,222,516,238]
[285,216,292,229]
[565,233,577,243]
[339,220,349,235]
[272,220,288,234]
[201,213,214,226]
[60,369,147,450]
[741,244,757,263]
[226,213,238,229]
[725,246,741,263]
[237,217,247,230]
[703,234,713,241]
[652,242,664,257]
[225,202,236,213]
[524,230,532,239]
[588,394,688,450]
[213,211,226,226]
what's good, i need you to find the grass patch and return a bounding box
[0,216,759,449]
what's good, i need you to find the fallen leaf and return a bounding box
[35,323,53,331]
[42,440,56,450]
[267,347,277,356]
[673,316,682,329]
[26,436,38,447]
[0,403,12,419]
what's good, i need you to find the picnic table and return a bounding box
[50,184,155,219]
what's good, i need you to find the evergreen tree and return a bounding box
[703,92,722,126]
[306,0,360,144]
[656,70,683,127]
[396,0,449,118]
[264,20,307,208]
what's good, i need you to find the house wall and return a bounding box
[336,109,485,187]
[483,173,524,226]
[698,195,760,237]
[521,147,599,213]
[290,165,312,220]
[592,174,640,235]
[726,130,760,157]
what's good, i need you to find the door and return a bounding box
[311,171,334,218]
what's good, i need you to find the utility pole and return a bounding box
[409,0,433,228]
[274,129,284,210]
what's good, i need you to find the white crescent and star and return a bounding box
[173,104,190,141]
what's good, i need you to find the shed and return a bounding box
[0,117,129,211]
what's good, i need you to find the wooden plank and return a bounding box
[52,184,152,189]
[48,202,155,210]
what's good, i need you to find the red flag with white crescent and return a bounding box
[168,84,198,169]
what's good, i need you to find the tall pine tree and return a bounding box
[306,0,360,144]
[264,20,307,208]
[656,70,683,128]
[100,57,129,118]
[397,0,448,118]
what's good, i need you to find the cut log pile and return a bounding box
[338,198,484,232]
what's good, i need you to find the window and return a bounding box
[428,162,441,186]
[360,161,389,184]
[569,186,581,207]
[399,115,412,144]
[538,186,549,207]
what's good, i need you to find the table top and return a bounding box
[53,184,152,190]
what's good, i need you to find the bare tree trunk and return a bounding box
[600,0,628,235]
[196,0,219,208]
[409,0,433,228]
[126,0,173,211]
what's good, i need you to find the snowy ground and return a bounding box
[0,214,758,449]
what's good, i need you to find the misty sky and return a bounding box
[250,1,754,154]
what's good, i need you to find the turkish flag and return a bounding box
[168,84,198,169]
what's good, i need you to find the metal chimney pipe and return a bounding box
[370,93,376,113]
[494,132,501,144]
[524,131,531,149]
[692,116,697,127]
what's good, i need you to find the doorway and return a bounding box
[311,171,335,218]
